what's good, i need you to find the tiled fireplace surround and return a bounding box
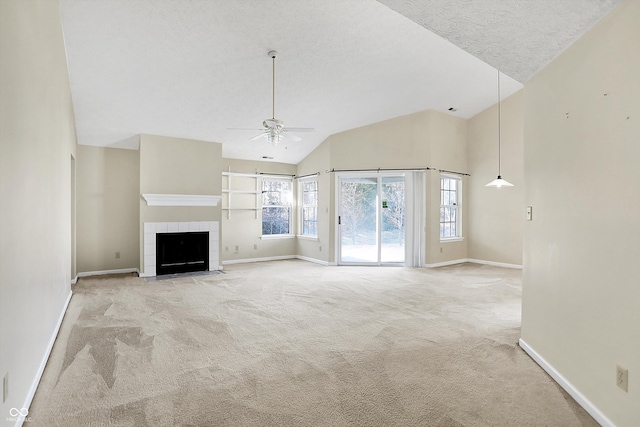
[142,221,220,277]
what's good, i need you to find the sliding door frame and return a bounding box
[335,172,419,266]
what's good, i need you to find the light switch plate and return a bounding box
[526,206,533,221]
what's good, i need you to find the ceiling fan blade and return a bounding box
[228,127,266,131]
[284,127,316,132]
[250,131,269,141]
[281,133,302,142]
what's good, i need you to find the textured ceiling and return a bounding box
[377,0,622,83]
[58,0,620,164]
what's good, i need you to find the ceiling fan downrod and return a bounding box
[268,50,277,120]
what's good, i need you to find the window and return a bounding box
[262,178,292,236]
[299,178,318,237]
[440,175,461,239]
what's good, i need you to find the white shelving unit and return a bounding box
[222,169,261,219]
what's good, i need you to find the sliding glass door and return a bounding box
[338,174,405,265]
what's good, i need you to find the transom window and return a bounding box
[440,175,462,240]
[262,178,292,236]
[299,179,318,237]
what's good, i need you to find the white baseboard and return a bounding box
[467,258,523,270]
[425,258,523,269]
[18,290,72,427]
[74,268,140,282]
[518,339,614,427]
[222,255,296,265]
[296,255,330,266]
[425,259,469,268]
[219,256,521,270]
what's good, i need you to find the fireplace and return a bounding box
[156,232,209,275]
[143,221,219,277]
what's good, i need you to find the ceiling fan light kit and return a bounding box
[230,50,315,146]
[486,70,514,188]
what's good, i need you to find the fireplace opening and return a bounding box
[156,232,209,276]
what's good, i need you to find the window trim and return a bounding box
[261,177,293,237]
[298,176,318,238]
[439,173,462,241]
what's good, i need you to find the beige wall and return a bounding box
[298,109,469,265]
[0,0,77,416]
[467,90,524,266]
[426,111,468,265]
[296,141,331,263]
[139,134,222,272]
[522,0,639,425]
[76,146,140,273]
[222,158,297,262]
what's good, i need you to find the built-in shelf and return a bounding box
[223,169,260,219]
[141,194,222,207]
[222,190,260,194]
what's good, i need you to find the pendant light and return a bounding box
[486,70,514,188]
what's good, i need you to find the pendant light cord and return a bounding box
[497,70,501,176]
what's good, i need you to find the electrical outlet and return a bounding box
[526,206,533,221]
[235,245,239,251]
[440,247,443,253]
[3,372,8,403]
[254,244,258,250]
[319,245,322,252]
[617,365,628,392]
[115,251,120,259]
[225,246,229,251]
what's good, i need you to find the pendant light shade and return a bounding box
[486,70,514,188]
[486,176,514,187]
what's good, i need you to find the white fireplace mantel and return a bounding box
[142,194,222,207]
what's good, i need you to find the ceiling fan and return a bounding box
[229,50,315,145]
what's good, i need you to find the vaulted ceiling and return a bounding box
[58,0,621,164]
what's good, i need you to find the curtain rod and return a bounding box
[257,172,296,177]
[325,167,470,176]
[439,169,470,177]
[326,167,436,173]
[294,172,320,179]
[255,172,319,179]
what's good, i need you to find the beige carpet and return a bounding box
[29,260,597,426]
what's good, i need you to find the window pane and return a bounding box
[262,207,290,235]
[263,180,291,206]
[300,179,318,236]
[303,191,317,206]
